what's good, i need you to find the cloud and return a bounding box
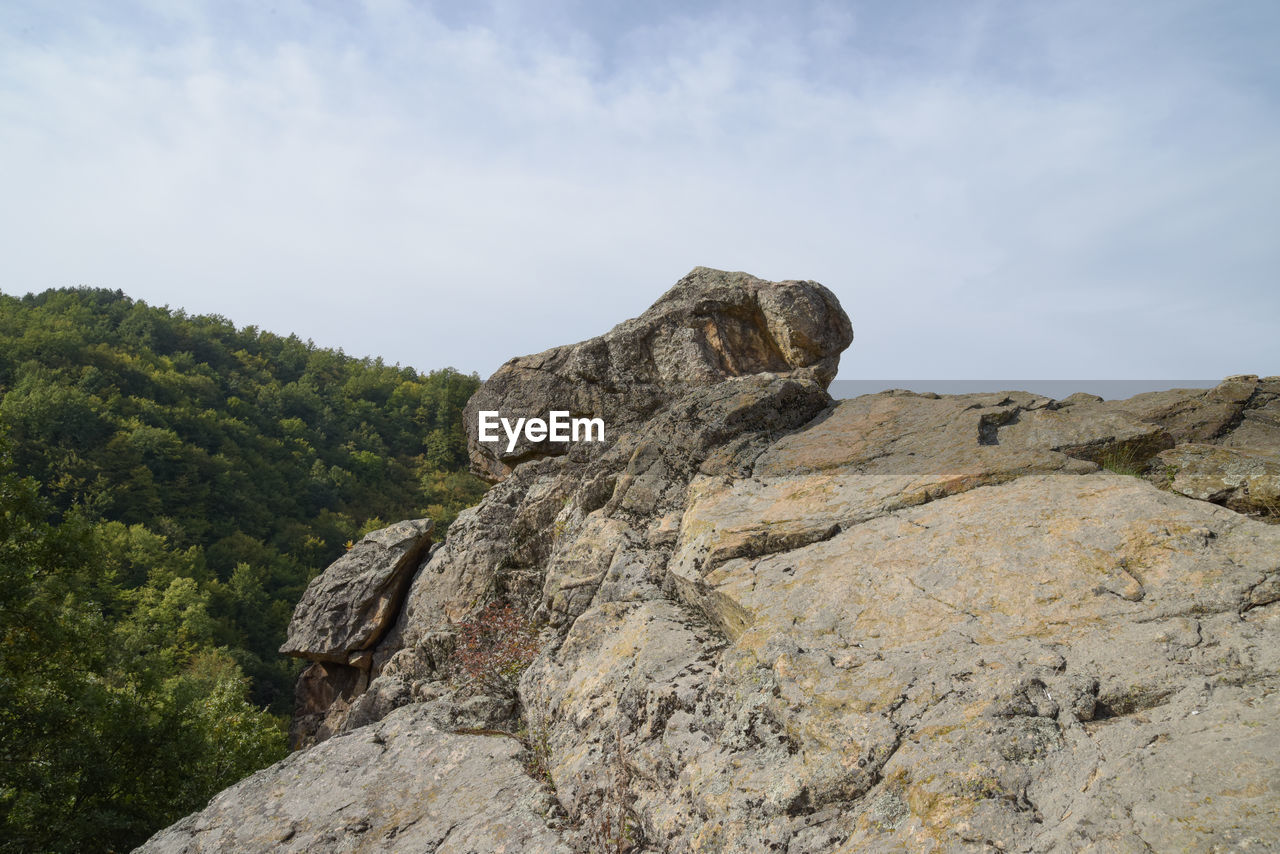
[1,0,1276,380]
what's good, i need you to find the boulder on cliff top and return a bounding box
[463,267,852,482]
[280,518,433,664]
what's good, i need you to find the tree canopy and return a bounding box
[0,287,487,850]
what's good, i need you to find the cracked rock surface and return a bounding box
[137,271,1279,853]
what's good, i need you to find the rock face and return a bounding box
[279,518,433,747]
[463,266,852,482]
[138,270,1280,853]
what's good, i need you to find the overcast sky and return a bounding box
[2,0,1277,382]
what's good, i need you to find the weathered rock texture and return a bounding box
[463,266,852,482]
[1157,443,1280,517]
[139,271,1280,854]
[136,704,569,853]
[280,518,433,747]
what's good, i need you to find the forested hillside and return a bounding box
[0,287,486,851]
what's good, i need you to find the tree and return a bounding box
[0,287,489,848]
[0,436,286,853]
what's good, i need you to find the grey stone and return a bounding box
[1157,442,1280,519]
[135,704,570,853]
[279,518,433,662]
[288,660,364,750]
[463,267,851,482]
[1105,374,1280,446]
[279,518,433,748]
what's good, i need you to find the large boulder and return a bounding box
[279,518,433,747]
[280,518,434,663]
[463,267,852,482]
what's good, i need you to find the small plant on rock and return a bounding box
[585,727,638,853]
[451,601,541,695]
[517,712,555,786]
[1099,445,1147,477]
[1252,483,1280,520]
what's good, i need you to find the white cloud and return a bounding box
[0,0,1276,380]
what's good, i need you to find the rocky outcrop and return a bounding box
[518,383,1279,852]
[463,266,852,482]
[1103,374,1279,446]
[657,463,1278,851]
[139,270,1280,853]
[279,518,433,747]
[1157,443,1280,516]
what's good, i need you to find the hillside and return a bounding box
[0,288,486,851]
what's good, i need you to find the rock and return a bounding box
[1104,387,1238,444]
[520,375,1280,852]
[280,518,434,662]
[151,271,1280,853]
[463,267,852,482]
[1156,442,1280,518]
[993,403,1172,467]
[279,518,433,747]
[289,661,365,750]
[358,374,834,740]
[1103,375,1279,446]
[378,456,577,680]
[538,375,832,631]
[1221,376,1280,448]
[521,377,1278,851]
[752,389,1100,479]
[135,704,571,854]
[546,469,1280,852]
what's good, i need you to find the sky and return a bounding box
[1,0,1277,383]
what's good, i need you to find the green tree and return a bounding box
[0,287,489,847]
[0,438,287,852]
[0,287,487,712]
